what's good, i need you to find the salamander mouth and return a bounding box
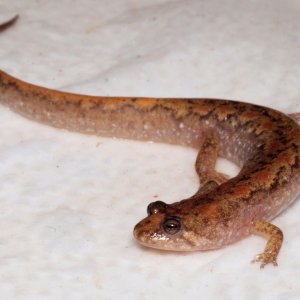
[135,240,196,251]
[133,224,168,250]
[133,225,196,251]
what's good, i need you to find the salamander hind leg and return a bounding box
[251,220,283,268]
[195,130,229,194]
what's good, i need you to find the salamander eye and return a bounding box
[147,201,167,215]
[162,216,182,235]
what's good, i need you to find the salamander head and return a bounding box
[133,200,221,251]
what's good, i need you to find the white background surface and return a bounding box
[0,0,300,299]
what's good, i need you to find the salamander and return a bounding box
[1,16,300,268]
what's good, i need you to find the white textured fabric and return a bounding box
[0,1,299,299]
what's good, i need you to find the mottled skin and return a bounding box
[1,17,300,267]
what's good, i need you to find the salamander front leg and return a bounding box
[195,131,229,194]
[252,220,283,268]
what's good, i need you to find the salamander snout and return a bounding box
[133,201,193,251]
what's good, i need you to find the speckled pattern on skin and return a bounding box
[1,17,300,268]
